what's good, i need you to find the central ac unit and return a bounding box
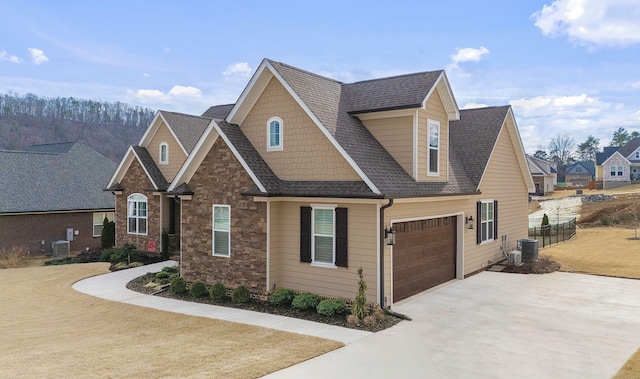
[52,240,70,258]
[508,251,522,266]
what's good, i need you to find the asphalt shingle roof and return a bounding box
[159,111,211,154]
[0,143,116,213]
[132,146,169,191]
[201,104,234,119]
[617,137,640,162]
[267,60,482,197]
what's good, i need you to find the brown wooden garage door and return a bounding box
[393,216,456,302]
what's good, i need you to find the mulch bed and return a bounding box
[126,273,402,333]
[501,255,561,274]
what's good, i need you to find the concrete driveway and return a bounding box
[265,271,640,378]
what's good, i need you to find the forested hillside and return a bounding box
[0,92,156,162]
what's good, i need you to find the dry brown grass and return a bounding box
[543,227,640,279]
[0,263,342,378]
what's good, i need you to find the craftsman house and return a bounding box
[0,142,116,255]
[564,161,595,187]
[107,59,534,307]
[526,155,557,196]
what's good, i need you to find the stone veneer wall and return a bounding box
[181,138,268,291]
[115,159,162,252]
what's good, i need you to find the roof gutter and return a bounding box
[379,198,393,309]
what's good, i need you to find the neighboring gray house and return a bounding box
[565,160,595,187]
[0,142,116,255]
[526,155,557,195]
[596,138,640,189]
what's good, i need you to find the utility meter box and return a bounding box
[66,228,74,242]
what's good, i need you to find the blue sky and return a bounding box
[1,0,640,154]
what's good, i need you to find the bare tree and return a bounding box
[549,132,575,166]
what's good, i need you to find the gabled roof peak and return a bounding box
[266,59,343,84]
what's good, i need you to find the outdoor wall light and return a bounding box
[466,215,474,229]
[385,226,396,246]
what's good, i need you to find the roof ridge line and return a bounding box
[267,59,344,84]
[347,69,444,85]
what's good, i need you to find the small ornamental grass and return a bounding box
[268,288,297,306]
[189,281,208,298]
[291,292,321,311]
[0,246,30,268]
[316,298,347,317]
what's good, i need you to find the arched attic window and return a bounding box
[159,142,169,164]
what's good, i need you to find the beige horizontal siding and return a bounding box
[360,116,413,176]
[269,201,379,301]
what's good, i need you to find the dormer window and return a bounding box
[159,142,169,164]
[428,120,440,175]
[635,151,640,159]
[267,117,283,151]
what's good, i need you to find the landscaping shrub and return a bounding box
[161,265,179,274]
[232,285,251,303]
[155,271,170,279]
[316,298,347,317]
[292,292,321,310]
[44,256,79,266]
[268,288,297,306]
[190,281,208,298]
[352,267,367,320]
[210,283,227,301]
[170,276,187,294]
[100,217,115,249]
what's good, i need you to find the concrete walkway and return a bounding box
[72,261,371,345]
[74,262,640,378]
[265,271,640,379]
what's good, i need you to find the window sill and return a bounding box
[212,253,230,258]
[310,262,337,269]
[266,146,283,152]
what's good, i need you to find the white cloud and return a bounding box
[632,80,640,89]
[168,85,202,97]
[143,73,150,78]
[532,0,640,48]
[28,48,49,64]
[0,50,22,63]
[164,47,172,52]
[461,102,488,109]
[222,62,252,77]
[130,85,203,105]
[451,47,490,64]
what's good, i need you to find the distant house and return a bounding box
[107,58,534,306]
[0,142,116,255]
[526,155,557,195]
[565,161,595,187]
[596,138,640,189]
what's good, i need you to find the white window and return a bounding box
[428,120,439,175]
[93,212,114,237]
[267,117,283,151]
[212,205,231,257]
[635,152,640,159]
[127,194,147,235]
[480,201,494,243]
[618,166,624,176]
[312,206,335,265]
[159,143,168,164]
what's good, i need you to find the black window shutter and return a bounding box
[493,200,499,240]
[300,206,312,263]
[476,201,482,244]
[335,207,348,267]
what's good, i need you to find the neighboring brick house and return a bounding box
[107,59,534,307]
[0,142,116,255]
[596,138,640,189]
[565,161,595,187]
[526,155,557,195]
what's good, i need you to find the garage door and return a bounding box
[393,216,456,302]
